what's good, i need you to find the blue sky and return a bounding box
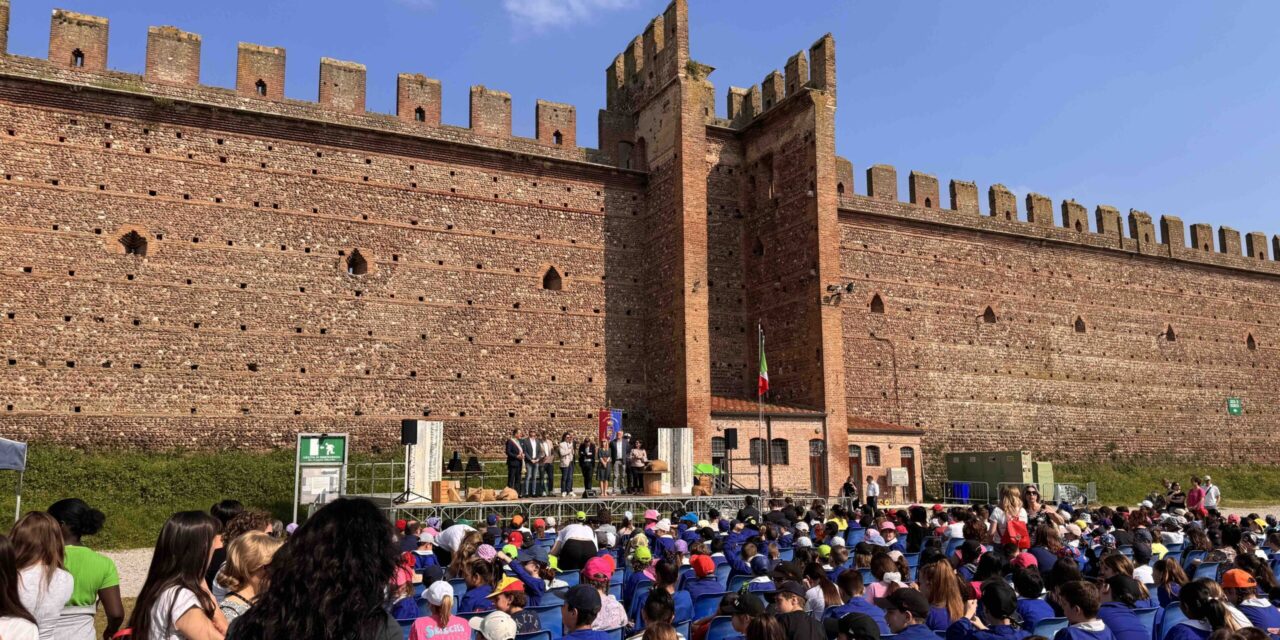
[6,1,1280,238]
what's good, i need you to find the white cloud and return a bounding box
[503,0,637,33]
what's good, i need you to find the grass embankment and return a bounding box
[1055,462,1280,508]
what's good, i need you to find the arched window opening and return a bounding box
[901,446,914,460]
[770,438,789,465]
[1004,210,1012,220]
[346,250,368,276]
[255,79,267,97]
[924,197,933,208]
[848,444,861,459]
[1074,316,1086,334]
[865,445,881,466]
[982,306,997,324]
[414,107,426,122]
[870,294,885,314]
[119,231,147,257]
[542,266,563,291]
[71,49,85,68]
[752,237,765,258]
[1164,324,1176,342]
[552,130,563,145]
[618,141,634,170]
[1247,334,1257,351]
[837,182,845,195]
[749,438,764,465]
[1075,220,1084,232]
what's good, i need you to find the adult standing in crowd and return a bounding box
[865,476,881,515]
[540,433,556,498]
[559,432,577,497]
[598,438,613,497]
[552,515,599,573]
[609,434,630,497]
[841,477,860,511]
[628,440,648,494]
[578,437,598,496]
[47,498,124,640]
[11,512,73,640]
[0,534,37,640]
[1186,478,1206,518]
[128,510,226,640]
[227,498,402,640]
[521,432,541,498]
[1203,475,1221,512]
[505,429,525,495]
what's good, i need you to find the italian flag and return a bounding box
[758,329,769,397]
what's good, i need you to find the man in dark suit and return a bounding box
[505,428,525,494]
[521,432,540,497]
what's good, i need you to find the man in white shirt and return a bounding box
[522,433,540,497]
[865,475,881,515]
[1203,475,1221,511]
[539,435,555,497]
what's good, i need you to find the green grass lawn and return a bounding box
[1055,462,1280,508]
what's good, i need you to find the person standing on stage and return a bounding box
[610,434,629,496]
[865,475,881,515]
[558,433,576,497]
[628,440,648,494]
[522,432,540,498]
[539,433,556,498]
[578,438,597,496]
[597,439,612,496]
[506,429,525,493]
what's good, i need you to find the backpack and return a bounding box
[1003,518,1031,549]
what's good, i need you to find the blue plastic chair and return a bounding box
[532,605,563,637]
[1162,543,1183,556]
[935,633,947,639]
[449,579,468,600]
[1132,607,1158,637]
[726,574,750,593]
[714,563,731,588]
[846,528,866,545]
[859,568,874,585]
[541,588,565,607]
[1192,562,1219,581]
[414,583,426,598]
[1180,550,1206,570]
[611,571,624,586]
[559,572,580,587]
[1159,603,1187,640]
[602,628,624,640]
[516,631,553,640]
[693,592,727,620]
[676,620,692,638]
[457,611,488,622]
[706,616,738,640]
[779,547,795,562]
[944,538,963,557]
[1032,617,1068,638]
[416,598,430,618]
[904,552,921,568]
[396,618,415,640]
[609,582,623,600]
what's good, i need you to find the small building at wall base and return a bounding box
[846,417,925,505]
[708,396,923,500]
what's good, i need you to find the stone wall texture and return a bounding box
[0,0,1276,491]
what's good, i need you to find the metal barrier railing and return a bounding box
[938,480,991,505]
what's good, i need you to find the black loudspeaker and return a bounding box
[582,489,599,498]
[400,419,419,446]
[725,428,739,450]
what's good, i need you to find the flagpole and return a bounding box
[757,322,764,498]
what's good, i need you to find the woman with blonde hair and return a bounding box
[217,532,283,624]
[991,486,1027,544]
[916,560,964,631]
[11,512,73,639]
[447,530,484,579]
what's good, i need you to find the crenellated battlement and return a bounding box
[838,163,1280,275]
[719,33,836,132]
[602,0,689,115]
[0,5,596,163]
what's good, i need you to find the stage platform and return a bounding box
[349,492,759,523]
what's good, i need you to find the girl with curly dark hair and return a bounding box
[226,497,401,640]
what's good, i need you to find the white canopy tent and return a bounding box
[0,438,28,523]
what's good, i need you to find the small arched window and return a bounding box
[1164,324,1176,342]
[71,49,85,68]
[552,130,563,145]
[770,438,789,465]
[924,197,933,208]
[119,231,147,257]
[414,107,426,122]
[1075,220,1083,232]
[870,294,885,314]
[865,445,881,466]
[346,250,368,276]
[542,266,562,291]
[1074,316,1086,333]
[982,306,997,324]
[617,141,634,170]
[837,182,845,195]
[255,79,268,97]
[1247,334,1257,351]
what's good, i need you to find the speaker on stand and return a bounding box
[392,419,432,504]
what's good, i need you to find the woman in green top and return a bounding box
[47,498,124,640]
